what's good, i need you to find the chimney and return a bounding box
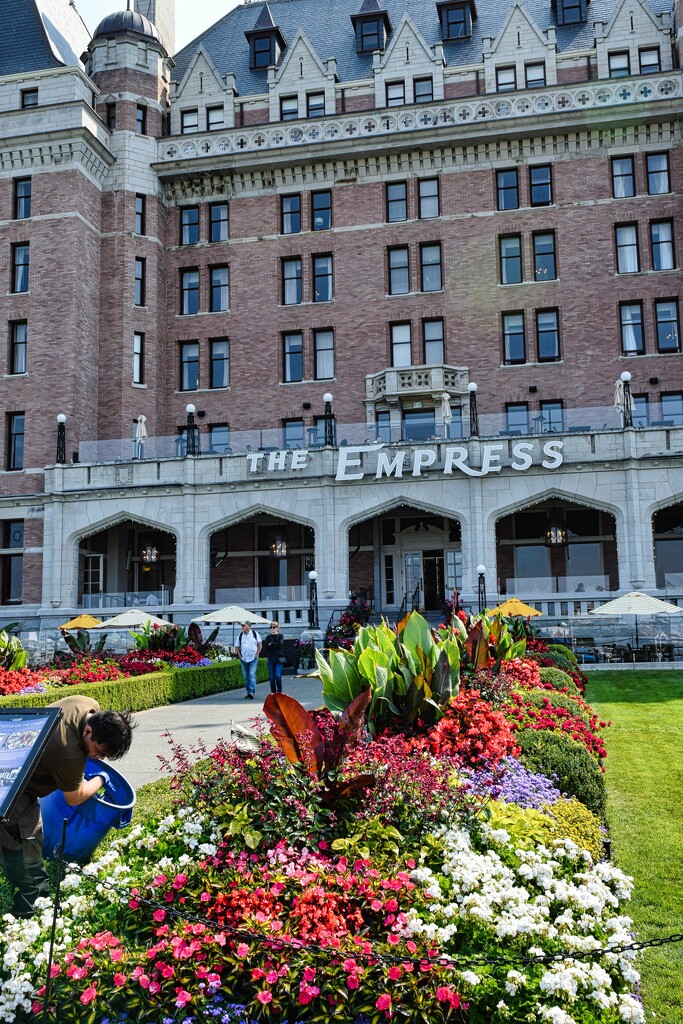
[135,0,176,55]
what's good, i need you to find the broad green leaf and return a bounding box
[358,646,392,685]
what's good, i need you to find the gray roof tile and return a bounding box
[0,0,90,76]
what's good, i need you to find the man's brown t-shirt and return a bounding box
[25,695,100,798]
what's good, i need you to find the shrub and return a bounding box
[530,652,588,694]
[546,796,605,862]
[505,691,608,760]
[485,799,556,849]
[521,686,593,726]
[538,665,580,695]
[516,728,607,817]
[547,642,579,666]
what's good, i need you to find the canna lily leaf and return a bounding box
[263,692,324,777]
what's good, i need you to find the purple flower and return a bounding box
[464,757,563,809]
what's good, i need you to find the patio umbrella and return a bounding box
[441,393,453,437]
[192,605,271,645]
[59,614,103,630]
[90,610,170,630]
[489,598,542,618]
[589,591,683,647]
[134,415,147,457]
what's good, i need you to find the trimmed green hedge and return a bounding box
[0,659,269,713]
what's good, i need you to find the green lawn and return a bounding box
[586,671,683,1023]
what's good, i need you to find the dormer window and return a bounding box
[552,0,588,27]
[351,1,392,54]
[437,1,476,41]
[245,4,287,70]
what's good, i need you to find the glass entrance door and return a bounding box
[404,552,422,609]
[423,550,445,610]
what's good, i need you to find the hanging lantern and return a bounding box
[544,519,567,547]
[270,537,288,558]
[141,544,159,564]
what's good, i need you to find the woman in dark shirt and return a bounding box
[262,621,285,693]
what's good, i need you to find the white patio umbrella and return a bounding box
[441,392,453,437]
[192,605,271,645]
[134,415,147,457]
[90,609,170,630]
[590,591,683,647]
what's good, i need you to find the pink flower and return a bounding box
[200,892,211,902]
[235,943,249,958]
[80,987,97,1006]
[265,970,278,984]
[387,966,401,980]
[256,991,273,1005]
[347,975,359,990]
[49,965,61,978]
[376,994,392,1011]
[175,989,192,1008]
[152,909,166,923]
[113,973,127,987]
[303,966,316,982]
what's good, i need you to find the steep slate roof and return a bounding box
[0,0,90,76]
[172,0,673,94]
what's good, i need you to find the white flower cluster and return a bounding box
[406,825,644,1024]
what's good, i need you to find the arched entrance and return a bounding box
[348,504,462,615]
[496,498,618,608]
[78,520,176,609]
[653,503,683,591]
[209,514,315,623]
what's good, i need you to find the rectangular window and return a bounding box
[357,18,381,52]
[281,194,301,234]
[639,47,660,74]
[313,254,333,302]
[13,179,31,220]
[446,406,464,440]
[376,410,391,443]
[503,312,525,364]
[651,220,675,271]
[134,257,146,306]
[537,309,560,361]
[540,401,564,433]
[180,342,199,391]
[615,224,640,273]
[661,393,683,425]
[525,62,546,89]
[206,105,224,131]
[414,77,433,103]
[314,329,334,379]
[252,34,274,69]
[280,95,298,121]
[283,332,303,382]
[423,319,445,364]
[210,338,230,388]
[209,423,230,453]
[306,92,325,118]
[391,322,411,367]
[180,206,200,245]
[533,231,556,280]
[210,266,229,312]
[386,181,408,222]
[133,332,144,384]
[420,243,442,291]
[283,418,305,448]
[441,4,471,39]
[632,394,649,428]
[530,165,552,206]
[418,178,439,219]
[106,102,116,130]
[609,52,630,78]
[7,413,24,470]
[134,194,146,235]
[388,247,410,295]
[496,66,516,92]
[497,169,519,210]
[21,89,38,108]
[620,302,644,354]
[655,300,680,353]
[180,269,199,315]
[403,409,436,442]
[384,553,395,604]
[556,0,586,25]
[282,258,302,305]
[136,105,147,135]
[11,244,29,293]
[646,153,670,195]
[10,322,27,375]
[311,190,332,230]
[612,156,635,198]
[499,235,522,284]
[506,403,529,433]
[181,109,198,133]
[1,521,24,604]
[386,81,405,107]
[209,203,229,242]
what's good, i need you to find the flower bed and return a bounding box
[0,612,644,1024]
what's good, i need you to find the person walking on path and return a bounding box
[236,622,262,699]
[262,620,285,694]
[0,694,134,918]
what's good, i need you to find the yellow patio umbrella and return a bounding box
[59,614,103,630]
[488,598,542,618]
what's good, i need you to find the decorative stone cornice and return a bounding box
[0,131,114,184]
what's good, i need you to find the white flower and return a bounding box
[460,970,481,986]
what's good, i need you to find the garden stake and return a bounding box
[42,817,67,1024]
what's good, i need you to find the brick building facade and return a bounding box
[0,0,681,635]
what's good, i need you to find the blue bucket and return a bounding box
[39,757,136,863]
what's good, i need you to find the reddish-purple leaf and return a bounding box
[263,692,324,777]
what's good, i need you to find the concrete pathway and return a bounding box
[122,674,324,790]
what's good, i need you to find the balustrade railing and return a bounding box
[80,589,174,609]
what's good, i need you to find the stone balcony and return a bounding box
[365,364,469,404]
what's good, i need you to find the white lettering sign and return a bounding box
[244,441,565,480]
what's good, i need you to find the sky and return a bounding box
[80,0,242,53]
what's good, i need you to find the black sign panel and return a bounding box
[0,707,63,821]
